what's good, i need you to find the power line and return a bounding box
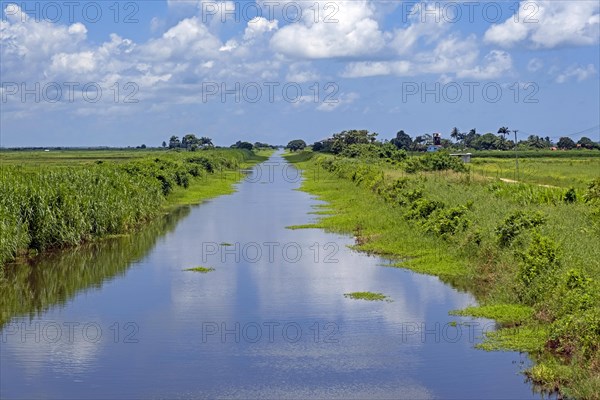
[517,125,600,141]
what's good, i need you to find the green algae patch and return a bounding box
[344,292,392,302]
[184,266,215,273]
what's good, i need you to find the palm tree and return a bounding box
[498,126,510,138]
[450,127,460,143]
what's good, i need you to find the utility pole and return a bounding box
[513,130,519,180]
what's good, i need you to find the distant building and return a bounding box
[427,133,443,152]
[450,153,472,163]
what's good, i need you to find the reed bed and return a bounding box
[0,150,254,267]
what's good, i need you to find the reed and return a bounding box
[0,149,259,267]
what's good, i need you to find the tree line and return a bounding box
[163,135,277,151]
[306,128,599,153]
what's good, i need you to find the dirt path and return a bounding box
[499,178,559,189]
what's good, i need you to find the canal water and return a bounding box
[1,152,547,399]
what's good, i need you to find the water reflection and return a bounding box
[0,207,190,327]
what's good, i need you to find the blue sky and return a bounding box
[1,0,599,147]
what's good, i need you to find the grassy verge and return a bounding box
[285,150,600,399]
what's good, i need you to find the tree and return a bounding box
[182,133,199,149]
[525,135,547,149]
[577,137,597,149]
[391,130,412,150]
[557,137,576,150]
[162,141,167,148]
[411,135,428,151]
[450,127,460,143]
[286,139,307,152]
[463,129,480,148]
[199,137,214,148]
[140,144,147,149]
[232,140,253,150]
[472,133,498,150]
[498,126,510,138]
[168,135,180,149]
[494,134,510,150]
[330,130,378,154]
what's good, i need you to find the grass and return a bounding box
[450,304,534,326]
[469,157,600,188]
[285,150,600,398]
[184,266,215,273]
[0,148,272,268]
[476,325,549,353]
[344,292,391,301]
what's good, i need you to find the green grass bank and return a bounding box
[0,149,271,268]
[284,150,600,399]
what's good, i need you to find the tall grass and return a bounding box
[0,149,256,267]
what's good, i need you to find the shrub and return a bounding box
[583,178,600,203]
[404,152,467,173]
[405,198,445,220]
[563,188,577,203]
[496,210,546,247]
[518,233,560,304]
[422,205,470,237]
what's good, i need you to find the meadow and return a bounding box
[285,150,600,399]
[0,148,270,268]
[469,156,600,188]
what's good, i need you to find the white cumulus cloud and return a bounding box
[270,0,385,59]
[484,1,600,48]
[556,64,598,83]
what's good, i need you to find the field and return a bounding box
[470,156,600,188]
[285,150,600,399]
[0,148,271,268]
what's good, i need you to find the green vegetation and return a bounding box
[0,207,190,327]
[469,157,600,188]
[311,127,599,153]
[286,139,307,152]
[344,292,391,302]
[184,266,215,273]
[285,147,600,398]
[450,304,533,326]
[0,148,270,268]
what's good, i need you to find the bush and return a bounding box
[496,210,546,247]
[518,233,560,304]
[404,152,467,173]
[422,205,470,237]
[405,198,445,220]
[563,188,577,203]
[583,178,600,203]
